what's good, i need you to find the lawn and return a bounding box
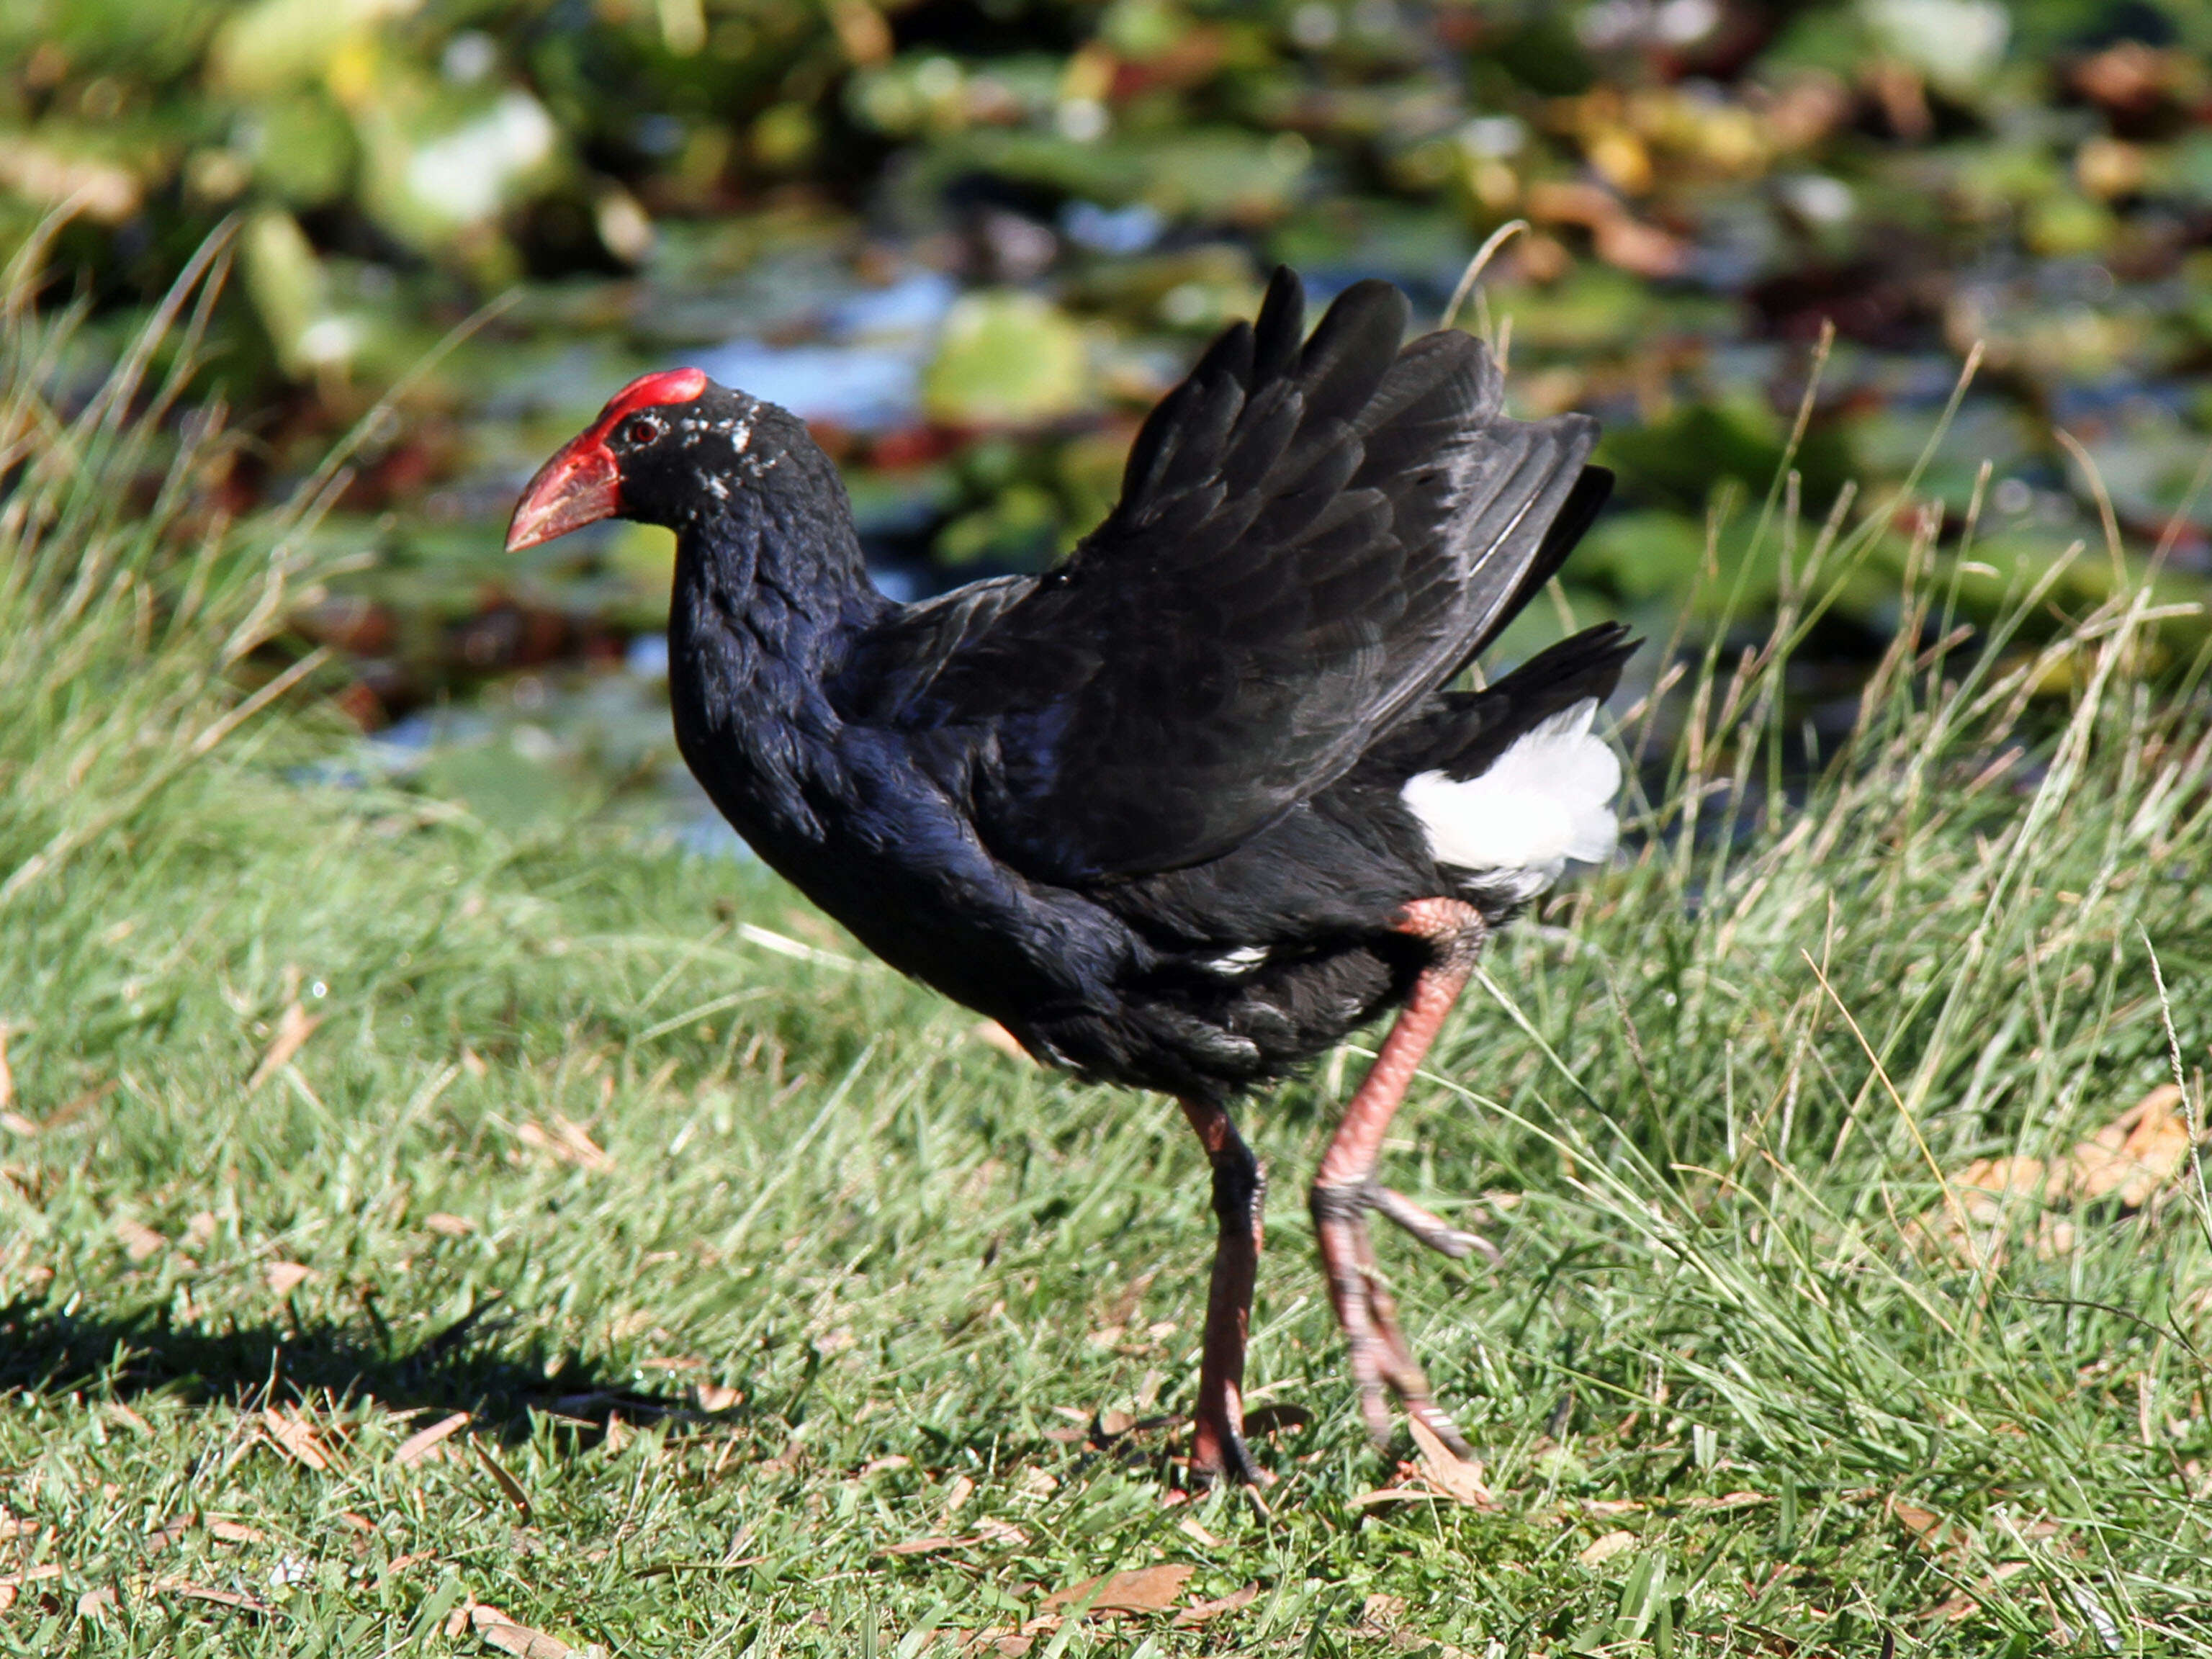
[4,258,2212,1658]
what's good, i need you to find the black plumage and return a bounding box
[508,270,1635,1483]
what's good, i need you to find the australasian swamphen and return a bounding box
[508,269,1634,1484]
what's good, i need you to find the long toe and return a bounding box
[1401,1390,1476,1460]
[1372,1187,1501,1264]
[1193,1419,1273,1488]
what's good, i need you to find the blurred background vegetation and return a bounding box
[6,0,2211,837]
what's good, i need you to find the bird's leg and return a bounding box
[1309,898,1487,1457]
[1177,1095,1270,1486]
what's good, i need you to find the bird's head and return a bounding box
[505,367,806,552]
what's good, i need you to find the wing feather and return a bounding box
[841,270,1605,883]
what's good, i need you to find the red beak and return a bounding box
[505,438,620,552]
[504,366,711,553]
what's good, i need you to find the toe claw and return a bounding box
[1372,1186,1501,1265]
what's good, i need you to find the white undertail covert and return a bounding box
[1400,698,1621,904]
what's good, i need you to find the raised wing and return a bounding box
[844,269,1604,885]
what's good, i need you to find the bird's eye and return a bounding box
[624,416,662,446]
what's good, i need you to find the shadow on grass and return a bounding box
[0,1295,743,1445]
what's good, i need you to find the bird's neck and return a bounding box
[666,475,888,837]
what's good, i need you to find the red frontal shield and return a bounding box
[505,367,709,552]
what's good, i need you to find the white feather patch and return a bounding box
[1401,698,1621,900]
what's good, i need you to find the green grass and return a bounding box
[5,243,2212,1658]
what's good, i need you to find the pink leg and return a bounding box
[1310,899,1488,1456]
[1178,1095,1271,1485]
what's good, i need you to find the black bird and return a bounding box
[508,270,1633,1483]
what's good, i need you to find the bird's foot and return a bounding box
[1312,1184,1477,1461]
[1315,1177,1499,1266]
[1188,1386,1275,1491]
[1368,1184,1502,1267]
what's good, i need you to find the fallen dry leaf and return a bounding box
[1175,1516,1223,1548]
[973,1519,1028,1546]
[1172,1583,1259,1627]
[695,1382,741,1411]
[209,1519,268,1545]
[1408,1418,1493,1507]
[115,1218,166,1262]
[152,1577,276,1617]
[0,1563,59,1611]
[942,1473,975,1517]
[1041,1563,1195,1614]
[1889,1498,1958,1549]
[2072,1083,2193,1208]
[463,1604,580,1658]
[1684,1491,1771,1511]
[881,1535,965,1557]
[1348,1485,1429,1509]
[261,1409,331,1471]
[1915,1084,2203,1262]
[248,1002,320,1092]
[395,1412,472,1467]
[264,1262,314,1295]
[472,1439,532,1518]
[1578,1529,1640,1565]
[423,1213,475,1237]
[512,1115,612,1172]
[76,1586,117,1617]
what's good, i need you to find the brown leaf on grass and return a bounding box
[264,1262,315,1295]
[695,1382,741,1412]
[423,1213,475,1237]
[261,1408,331,1471]
[0,1516,44,1541]
[2072,1083,2193,1207]
[248,1003,320,1092]
[76,1586,117,1617]
[1042,1563,1194,1614]
[1348,1485,1428,1509]
[0,1111,35,1136]
[881,1535,966,1556]
[1684,1491,1771,1511]
[472,1438,533,1518]
[1408,1418,1493,1507]
[464,1604,581,1658]
[115,1218,167,1262]
[1889,1498,1960,1550]
[972,1519,1028,1546]
[209,1519,268,1545]
[512,1115,612,1172]
[1172,1583,1259,1627]
[394,1411,471,1467]
[1578,1529,1640,1565]
[0,1563,60,1611]
[1915,1084,2201,1262]
[151,1576,276,1617]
